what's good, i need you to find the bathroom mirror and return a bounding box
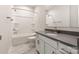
[46,5,70,27]
[69,5,78,28]
[78,6,79,27]
[46,5,79,32]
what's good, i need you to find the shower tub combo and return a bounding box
[8,33,36,54]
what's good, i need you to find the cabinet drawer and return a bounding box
[39,35,58,49]
[58,42,74,54]
[45,43,56,54]
[43,36,58,49]
[56,50,66,54]
[70,48,78,54]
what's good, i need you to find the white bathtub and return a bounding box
[12,33,36,46]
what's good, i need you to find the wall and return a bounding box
[0,5,12,53]
[34,6,46,31]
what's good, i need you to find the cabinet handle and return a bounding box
[37,40,39,44]
[52,51,55,54]
[61,48,71,54]
[36,50,40,54]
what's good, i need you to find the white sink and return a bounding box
[46,33,57,36]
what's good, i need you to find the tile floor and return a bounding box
[8,43,37,54]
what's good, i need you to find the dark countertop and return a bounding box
[36,31,79,47]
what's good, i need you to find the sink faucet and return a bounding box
[53,21,62,33]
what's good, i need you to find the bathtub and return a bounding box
[12,33,36,46]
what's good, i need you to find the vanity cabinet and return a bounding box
[36,34,58,54]
[36,33,78,54]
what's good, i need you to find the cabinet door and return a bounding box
[36,35,45,54]
[44,43,56,54]
[38,39,45,54]
[43,36,58,49]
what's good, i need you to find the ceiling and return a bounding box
[13,5,59,11]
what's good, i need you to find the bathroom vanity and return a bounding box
[36,30,79,54]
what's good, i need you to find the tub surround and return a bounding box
[9,33,36,53]
[12,33,36,46]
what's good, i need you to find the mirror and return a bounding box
[46,5,70,27]
[78,6,79,27]
[70,5,78,27]
[46,5,79,31]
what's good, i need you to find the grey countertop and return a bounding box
[36,31,79,47]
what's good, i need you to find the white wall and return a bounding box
[0,5,12,53]
[34,6,46,31]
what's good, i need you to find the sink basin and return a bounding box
[46,33,57,36]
